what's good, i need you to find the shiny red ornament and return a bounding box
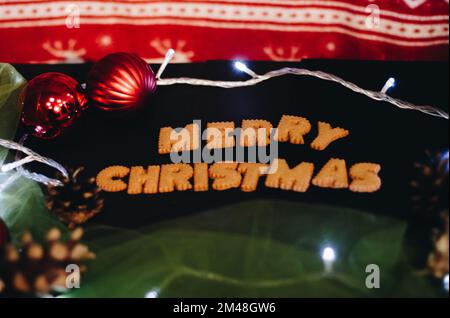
[86,52,157,111]
[0,218,9,250]
[19,73,88,139]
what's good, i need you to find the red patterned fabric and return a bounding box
[0,0,448,63]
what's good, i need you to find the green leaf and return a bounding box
[0,63,26,164]
[0,173,68,243]
[0,66,65,243]
[67,200,442,298]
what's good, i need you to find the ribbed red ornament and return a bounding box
[19,72,88,139]
[0,218,10,250]
[86,52,157,111]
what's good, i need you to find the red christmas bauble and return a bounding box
[86,52,157,111]
[19,73,88,139]
[0,218,9,250]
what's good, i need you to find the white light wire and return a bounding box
[0,135,68,187]
[157,64,448,119]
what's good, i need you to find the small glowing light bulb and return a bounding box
[234,61,247,72]
[381,77,396,94]
[234,61,258,78]
[156,48,175,79]
[322,246,336,262]
[386,77,396,88]
[145,288,159,298]
[166,48,175,59]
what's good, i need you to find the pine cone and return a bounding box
[410,150,449,216]
[0,227,95,296]
[406,150,449,273]
[45,167,104,229]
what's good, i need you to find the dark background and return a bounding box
[13,60,449,228]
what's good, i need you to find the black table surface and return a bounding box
[13,60,449,228]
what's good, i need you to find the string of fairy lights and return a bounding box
[157,50,448,119]
[0,48,448,187]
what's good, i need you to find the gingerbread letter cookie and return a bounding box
[96,166,130,192]
[310,121,349,151]
[128,166,160,194]
[158,123,200,154]
[349,163,381,193]
[238,163,268,192]
[240,119,273,147]
[312,158,348,189]
[193,163,209,192]
[159,163,193,193]
[209,162,242,190]
[206,122,235,149]
[275,115,311,145]
[265,159,314,192]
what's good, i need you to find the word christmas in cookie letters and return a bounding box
[96,114,382,195]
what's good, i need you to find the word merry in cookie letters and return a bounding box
[158,115,350,171]
[95,114,382,195]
